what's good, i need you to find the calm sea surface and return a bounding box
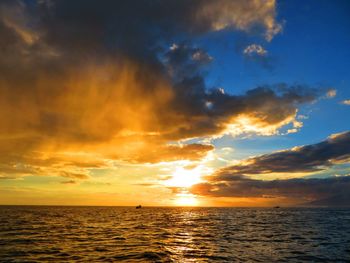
[0,206,349,262]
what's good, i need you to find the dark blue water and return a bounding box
[0,206,349,262]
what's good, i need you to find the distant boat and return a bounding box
[136,205,142,209]
[274,206,280,209]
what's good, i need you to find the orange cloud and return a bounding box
[0,0,318,182]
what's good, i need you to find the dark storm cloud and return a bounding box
[189,131,350,204]
[190,175,350,203]
[211,131,350,178]
[163,80,319,140]
[164,43,213,81]
[34,0,282,57]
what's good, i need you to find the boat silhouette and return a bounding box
[136,205,142,209]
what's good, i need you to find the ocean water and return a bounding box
[0,206,349,262]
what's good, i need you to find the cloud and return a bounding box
[128,143,214,164]
[326,89,337,98]
[0,151,104,181]
[61,180,77,184]
[189,131,350,204]
[243,44,267,56]
[165,43,213,81]
[193,0,282,41]
[190,175,350,204]
[0,175,18,180]
[208,131,350,178]
[34,0,282,52]
[341,99,350,105]
[242,43,275,70]
[60,171,90,180]
[0,0,320,179]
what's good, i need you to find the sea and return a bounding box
[0,206,349,262]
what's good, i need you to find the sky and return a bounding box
[0,0,349,207]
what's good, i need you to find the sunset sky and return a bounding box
[0,0,349,206]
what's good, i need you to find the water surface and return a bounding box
[0,206,349,262]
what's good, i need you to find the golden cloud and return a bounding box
[0,0,319,181]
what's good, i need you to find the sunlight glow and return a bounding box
[225,114,297,136]
[164,166,203,188]
[174,193,199,206]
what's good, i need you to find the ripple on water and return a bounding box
[0,207,349,262]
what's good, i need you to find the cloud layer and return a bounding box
[191,175,350,204]
[0,0,322,180]
[211,131,350,177]
[190,132,350,204]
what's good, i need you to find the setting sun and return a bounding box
[174,192,199,206]
[164,166,204,188]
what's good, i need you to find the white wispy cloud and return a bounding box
[341,99,350,105]
[243,44,267,56]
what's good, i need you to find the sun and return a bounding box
[174,192,199,206]
[163,164,208,206]
[164,166,203,188]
